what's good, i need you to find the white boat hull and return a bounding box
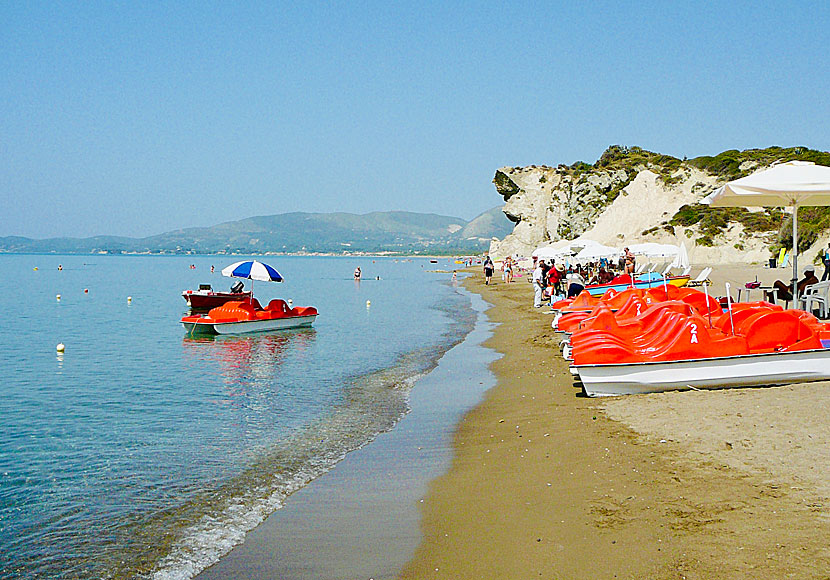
[183,314,317,335]
[575,348,830,397]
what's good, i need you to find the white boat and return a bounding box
[575,348,830,397]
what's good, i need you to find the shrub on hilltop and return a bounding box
[670,205,784,247]
[688,146,830,179]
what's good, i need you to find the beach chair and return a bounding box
[800,280,830,318]
[686,267,712,287]
[661,263,673,276]
[681,266,692,277]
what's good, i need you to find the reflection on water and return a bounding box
[183,329,317,390]
[0,254,473,580]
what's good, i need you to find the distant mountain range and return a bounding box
[0,208,514,255]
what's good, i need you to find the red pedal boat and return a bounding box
[568,302,830,396]
[181,299,318,335]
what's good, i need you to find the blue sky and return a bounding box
[2,1,829,238]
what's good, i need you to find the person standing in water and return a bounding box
[354,266,361,280]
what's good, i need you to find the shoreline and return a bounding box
[195,285,499,580]
[400,266,830,579]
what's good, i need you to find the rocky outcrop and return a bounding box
[488,146,830,265]
[490,163,632,258]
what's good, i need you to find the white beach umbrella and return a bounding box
[701,161,830,304]
[670,242,690,270]
[627,243,679,258]
[574,243,621,261]
[532,240,572,261]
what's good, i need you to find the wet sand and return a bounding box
[196,290,499,580]
[400,264,830,579]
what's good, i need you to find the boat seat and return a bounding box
[644,284,683,303]
[713,303,781,333]
[643,316,748,362]
[613,294,649,320]
[208,301,257,321]
[678,291,722,316]
[266,299,290,314]
[739,310,822,352]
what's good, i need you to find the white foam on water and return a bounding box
[146,284,474,580]
[149,371,431,580]
[150,474,307,580]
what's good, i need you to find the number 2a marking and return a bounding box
[690,322,699,344]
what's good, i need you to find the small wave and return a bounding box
[145,291,475,580]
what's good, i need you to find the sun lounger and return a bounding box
[686,267,712,287]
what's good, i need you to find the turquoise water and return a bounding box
[0,255,474,579]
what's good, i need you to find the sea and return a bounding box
[0,254,484,580]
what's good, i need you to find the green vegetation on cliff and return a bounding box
[562,145,830,253]
[684,147,830,253]
[778,207,830,257]
[528,144,830,253]
[688,146,830,179]
[670,205,785,247]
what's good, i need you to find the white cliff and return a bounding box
[489,146,829,266]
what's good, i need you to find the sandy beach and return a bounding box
[195,289,500,580]
[400,264,830,579]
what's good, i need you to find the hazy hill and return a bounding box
[0,208,513,255]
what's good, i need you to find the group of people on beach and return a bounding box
[482,252,631,307]
[531,260,618,307]
[484,240,830,311]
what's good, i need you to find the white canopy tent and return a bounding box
[702,161,830,304]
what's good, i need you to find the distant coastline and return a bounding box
[0,249,480,258]
[0,209,512,256]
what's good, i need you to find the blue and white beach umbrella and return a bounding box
[221,260,284,283]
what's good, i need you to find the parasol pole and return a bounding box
[792,203,799,308]
[725,282,735,335]
[703,282,712,328]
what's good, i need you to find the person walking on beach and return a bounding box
[483,255,494,285]
[822,243,830,281]
[532,260,545,307]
